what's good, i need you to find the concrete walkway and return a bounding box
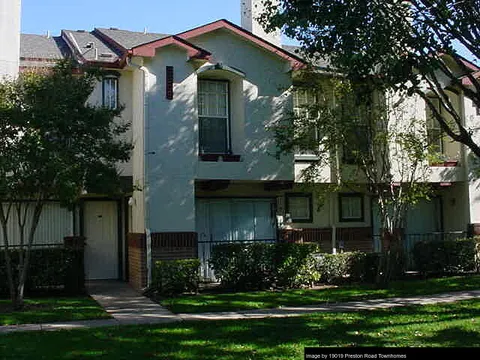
[86,281,180,325]
[0,281,479,334]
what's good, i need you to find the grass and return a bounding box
[0,296,111,325]
[0,299,479,359]
[161,275,480,313]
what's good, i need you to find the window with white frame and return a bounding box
[198,80,229,154]
[102,76,119,110]
[286,193,313,223]
[293,88,319,156]
[339,193,364,222]
[426,97,444,155]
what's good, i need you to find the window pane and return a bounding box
[340,196,363,221]
[103,77,118,109]
[199,117,227,153]
[287,196,311,221]
[198,80,229,153]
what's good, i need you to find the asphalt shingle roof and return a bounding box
[282,44,331,69]
[95,28,169,50]
[20,34,69,60]
[62,30,120,63]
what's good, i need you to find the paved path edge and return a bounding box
[1,289,479,334]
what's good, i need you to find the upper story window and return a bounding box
[102,75,119,110]
[426,97,444,155]
[198,80,229,154]
[342,125,369,164]
[293,88,319,157]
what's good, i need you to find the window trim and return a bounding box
[338,193,364,223]
[292,87,320,160]
[426,97,444,154]
[102,74,119,110]
[285,193,313,223]
[198,78,231,155]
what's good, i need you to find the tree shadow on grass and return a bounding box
[1,300,479,359]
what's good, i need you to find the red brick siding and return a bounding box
[279,228,333,253]
[279,227,375,253]
[336,227,373,252]
[151,232,198,262]
[127,233,146,290]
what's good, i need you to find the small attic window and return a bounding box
[102,72,120,110]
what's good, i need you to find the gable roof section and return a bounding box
[176,19,306,70]
[62,30,121,64]
[130,35,211,60]
[131,19,306,70]
[95,28,169,50]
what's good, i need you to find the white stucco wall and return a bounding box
[241,0,281,46]
[130,64,146,233]
[143,48,198,232]
[0,0,21,79]
[464,95,480,224]
[191,30,294,182]
[87,69,134,177]
[139,30,295,232]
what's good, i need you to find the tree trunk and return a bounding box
[0,205,19,309]
[376,230,404,288]
[16,201,43,309]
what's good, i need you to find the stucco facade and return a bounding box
[3,0,480,287]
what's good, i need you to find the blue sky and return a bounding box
[22,0,247,36]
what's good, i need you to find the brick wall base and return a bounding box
[279,227,375,253]
[468,223,480,236]
[127,233,146,291]
[151,232,198,262]
[279,228,333,252]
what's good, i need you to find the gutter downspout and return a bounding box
[126,56,153,288]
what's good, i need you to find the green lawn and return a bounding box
[161,275,480,313]
[0,296,111,325]
[1,299,479,359]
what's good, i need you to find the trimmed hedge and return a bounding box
[152,259,200,296]
[0,247,85,296]
[209,242,320,290]
[315,252,381,284]
[412,237,480,275]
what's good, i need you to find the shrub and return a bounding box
[209,242,320,290]
[152,259,200,296]
[0,247,85,296]
[412,237,480,275]
[315,252,383,284]
[273,242,320,288]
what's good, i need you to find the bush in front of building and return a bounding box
[315,252,374,284]
[209,242,320,290]
[412,237,480,275]
[152,259,201,296]
[0,247,85,296]
[273,242,321,288]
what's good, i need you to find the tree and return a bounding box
[274,75,434,285]
[260,0,480,157]
[0,60,132,309]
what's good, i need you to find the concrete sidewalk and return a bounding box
[0,282,479,334]
[86,281,181,325]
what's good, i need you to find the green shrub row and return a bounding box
[152,259,201,296]
[412,237,480,275]
[209,242,320,290]
[0,247,85,296]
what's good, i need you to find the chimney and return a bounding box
[241,0,281,47]
[0,0,22,79]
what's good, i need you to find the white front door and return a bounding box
[196,198,276,280]
[84,201,118,280]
